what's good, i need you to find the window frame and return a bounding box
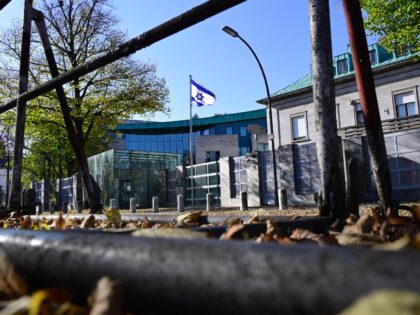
[290,112,309,142]
[353,101,365,126]
[392,88,419,119]
[337,59,348,75]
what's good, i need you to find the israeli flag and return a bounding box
[191,79,216,106]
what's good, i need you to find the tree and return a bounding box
[0,0,169,178]
[361,0,420,53]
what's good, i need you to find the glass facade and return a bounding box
[88,149,181,209]
[122,117,267,158]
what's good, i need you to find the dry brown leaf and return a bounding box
[88,277,124,315]
[19,216,32,230]
[81,215,96,229]
[132,228,207,239]
[220,224,246,240]
[176,211,203,224]
[345,214,359,225]
[335,233,384,246]
[53,214,66,230]
[290,228,323,244]
[265,220,280,239]
[152,223,173,229]
[0,250,29,299]
[244,214,260,224]
[343,213,374,235]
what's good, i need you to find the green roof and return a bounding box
[116,109,266,133]
[268,48,419,100]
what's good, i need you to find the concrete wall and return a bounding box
[220,156,262,208]
[195,135,238,164]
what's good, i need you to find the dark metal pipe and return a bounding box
[0,0,12,11]
[0,0,246,114]
[342,0,393,215]
[0,229,419,315]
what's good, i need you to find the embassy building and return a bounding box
[112,109,268,164]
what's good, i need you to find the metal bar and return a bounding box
[0,0,12,11]
[0,229,419,315]
[309,0,345,218]
[8,0,33,211]
[0,0,246,114]
[342,0,393,215]
[32,9,101,213]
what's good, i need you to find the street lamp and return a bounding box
[222,25,279,207]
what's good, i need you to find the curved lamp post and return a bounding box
[222,26,279,207]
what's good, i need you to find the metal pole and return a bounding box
[5,151,9,208]
[235,35,279,207]
[0,0,12,11]
[32,9,102,213]
[342,0,393,215]
[0,0,246,114]
[8,0,33,211]
[189,75,194,207]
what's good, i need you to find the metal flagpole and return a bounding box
[189,75,194,208]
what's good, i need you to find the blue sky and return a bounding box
[0,0,376,121]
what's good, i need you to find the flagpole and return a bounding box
[189,75,194,208]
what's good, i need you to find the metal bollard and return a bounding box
[36,204,41,215]
[110,199,117,210]
[130,198,136,214]
[152,196,159,213]
[279,188,288,210]
[240,191,248,211]
[206,193,214,211]
[62,202,68,214]
[77,201,83,214]
[177,195,184,213]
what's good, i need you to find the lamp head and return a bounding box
[222,26,239,38]
[58,0,64,6]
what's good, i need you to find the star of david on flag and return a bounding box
[191,79,216,106]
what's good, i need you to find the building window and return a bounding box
[239,147,249,156]
[226,127,233,134]
[369,50,377,64]
[205,151,220,162]
[240,126,247,136]
[337,59,348,75]
[394,91,417,118]
[354,102,365,125]
[292,114,307,141]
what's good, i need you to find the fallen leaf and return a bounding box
[53,214,66,230]
[290,229,322,244]
[220,224,246,240]
[19,216,32,230]
[375,234,420,251]
[88,277,124,315]
[265,220,280,239]
[103,209,122,228]
[81,215,96,229]
[339,290,420,315]
[408,205,420,226]
[0,250,29,299]
[244,215,260,224]
[343,213,374,235]
[176,211,203,224]
[132,228,207,239]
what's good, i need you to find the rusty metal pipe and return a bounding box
[0,229,419,315]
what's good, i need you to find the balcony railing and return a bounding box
[338,114,420,139]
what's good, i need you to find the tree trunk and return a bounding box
[8,0,33,211]
[33,10,102,213]
[309,0,346,218]
[342,0,393,216]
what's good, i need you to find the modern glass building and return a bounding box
[114,109,268,162]
[88,149,180,209]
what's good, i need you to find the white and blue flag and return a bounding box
[191,79,216,106]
